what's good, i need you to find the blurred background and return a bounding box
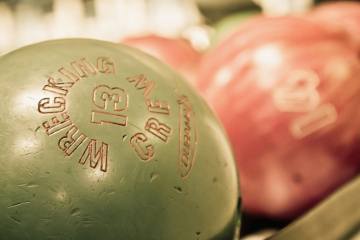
[0,0,333,54]
[1,0,359,239]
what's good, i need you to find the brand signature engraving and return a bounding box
[177,95,197,178]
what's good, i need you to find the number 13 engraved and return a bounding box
[91,85,128,126]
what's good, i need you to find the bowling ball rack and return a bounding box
[270,174,360,240]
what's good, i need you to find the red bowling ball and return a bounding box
[198,16,360,219]
[122,34,202,84]
[311,1,360,55]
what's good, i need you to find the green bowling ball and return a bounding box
[0,39,240,240]
[212,11,259,44]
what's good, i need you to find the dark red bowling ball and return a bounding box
[122,34,202,84]
[311,1,360,55]
[197,16,360,219]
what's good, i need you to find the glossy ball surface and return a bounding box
[198,16,360,219]
[0,39,240,239]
